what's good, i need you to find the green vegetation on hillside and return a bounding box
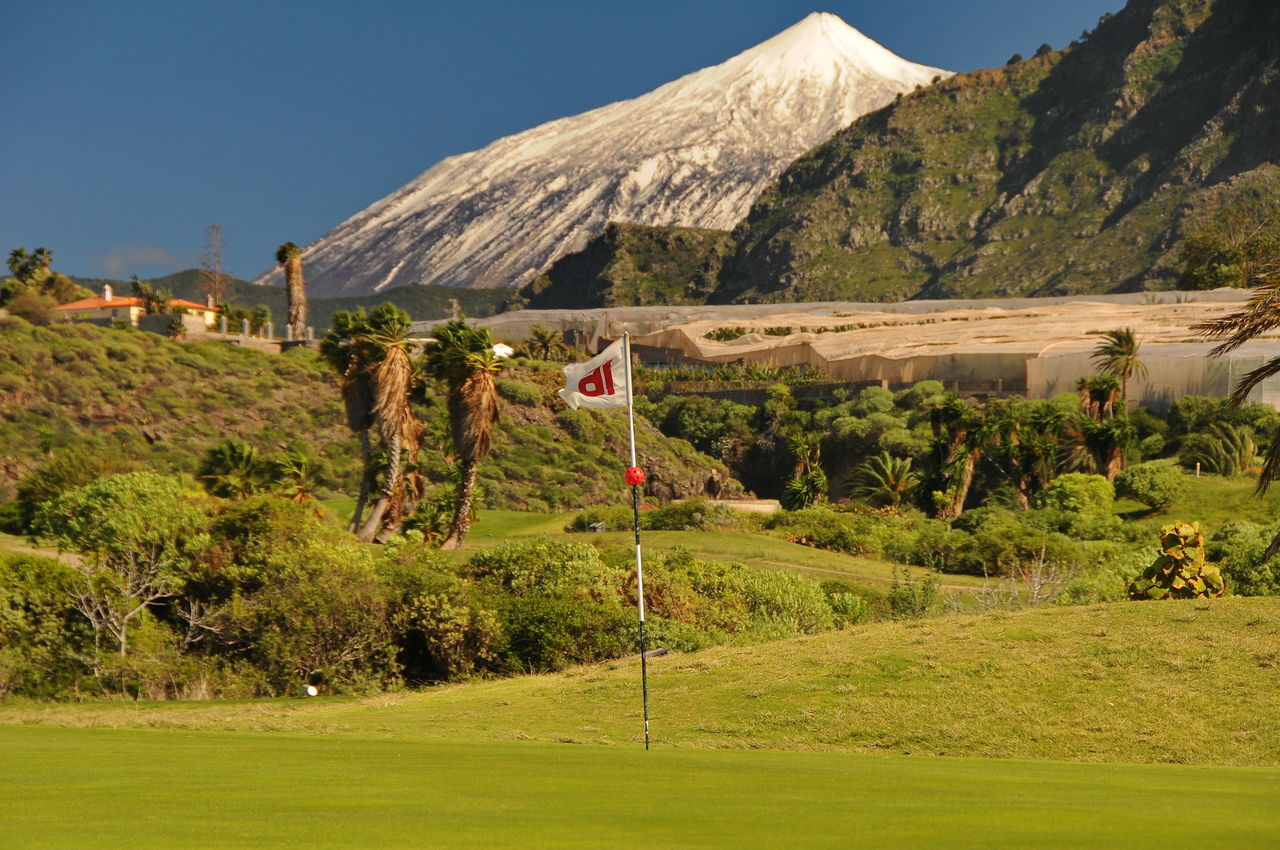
[521,222,734,309]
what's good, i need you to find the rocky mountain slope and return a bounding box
[715,0,1280,302]
[254,13,947,297]
[526,0,1280,307]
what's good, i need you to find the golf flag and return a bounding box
[558,338,629,409]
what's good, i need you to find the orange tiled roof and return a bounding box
[55,296,218,312]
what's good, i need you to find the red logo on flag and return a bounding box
[577,360,615,397]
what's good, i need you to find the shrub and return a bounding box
[643,497,737,531]
[1128,522,1225,600]
[498,594,632,672]
[463,540,625,603]
[741,569,834,635]
[765,505,898,558]
[1032,473,1121,540]
[495,379,544,406]
[888,568,940,619]
[1114,462,1187,509]
[0,555,91,698]
[1206,520,1279,596]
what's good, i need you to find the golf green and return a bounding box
[3,726,1277,848]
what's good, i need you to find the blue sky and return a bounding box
[2,0,1122,282]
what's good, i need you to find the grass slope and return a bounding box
[6,598,1277,767]
[0,322,737,508]
[3,727,1277,848]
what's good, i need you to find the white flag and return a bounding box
[558,338,629,409]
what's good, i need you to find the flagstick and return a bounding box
[623,332,651,751]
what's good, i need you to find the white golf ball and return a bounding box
[305,685,319,697]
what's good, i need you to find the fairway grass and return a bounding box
[7,598,1278,767]
[4,727,1278,848]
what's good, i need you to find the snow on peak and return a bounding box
[258,13,950,296]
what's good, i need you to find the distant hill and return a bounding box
[522,0,1280,307]
[0,318,737,509]
[521,223,734,309]
[72,270,513,331]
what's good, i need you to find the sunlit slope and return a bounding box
[7,598,1277,766]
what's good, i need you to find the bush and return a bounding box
[741,569,834,635]
[498,594,632,672]
[0,555,91,698]
[1114,462,1187,509]
[463,540,625,602]
[1032,473,1121,540]
[643,497,738,531]
[495,379,544,406]
[765,505,898,558]
[1206,520,1279,596]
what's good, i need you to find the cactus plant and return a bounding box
[1128,521,1226,600]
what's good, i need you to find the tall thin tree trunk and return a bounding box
[935,452,979,521]
[285,257,307,341]
[439,458,479,551]
[357,433,400,543]
[349,429,374,533]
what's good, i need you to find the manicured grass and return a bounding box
[1118,473,1280,532]
[452,511,983,590]
[3,727,1277,848]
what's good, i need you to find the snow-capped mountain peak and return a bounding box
[257,13,949,296]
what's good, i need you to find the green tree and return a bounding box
[424,319,504,550]
[34,473,210,660]
[846,452,917,507]
[276,241,307,341]
[197,439,269,499]
[1090,328,1147,403]
[1180,197,1280,290]
[524,325,565,361]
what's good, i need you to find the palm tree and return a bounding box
[424,319,504,550]
[31,247,52,271]
[356,305,422,542]
[1193,276,1280,492]
[926,395,988,520]
[276,242,307,341]
[846,452,917,507]
[524,325,565,361]
[984,398,1066,510]
[1069,374,1132,481]
[1090,328,1147,403]
[320,310,377,531]
[197,440,267,499]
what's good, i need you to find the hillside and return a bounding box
[6,597,1277,766]
[0,318,736,508]
[72,270,512,331]
[716,0,1280,302]
[521,223,734,309]
[524,0,1280,307]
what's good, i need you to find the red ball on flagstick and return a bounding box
[625,466,645,486]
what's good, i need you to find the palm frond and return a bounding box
[1228,355,1280,409]
[1191,278,1280,355]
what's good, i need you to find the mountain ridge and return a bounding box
[254,13,949,297]
[525,0,1280,308]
